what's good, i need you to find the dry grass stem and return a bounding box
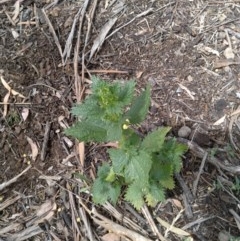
[42,8,63,63]
[92,208,153,241]
[103,202,148,235]
[141,205,168,241]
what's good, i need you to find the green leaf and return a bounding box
[97,162,111,178]
[141,127,171,153]
[116,80,135,106]
[120,129,141,149]
[158,139,187,173]
[125,85,151,124]
[106,122,123,141]
[171,141,187,172]
[65,121,107,142]
[92,178,121,205]
[105,168,116,182]
[150,160,173,182]
[124,150,152,184]
[108,149,129,174]
[92,163,121,205]
[91,77,135,121]
[125,182,145,210]
[145,182,165,207]
[160,177,175,189]
[67,77,188,209]
[71,98,103,120]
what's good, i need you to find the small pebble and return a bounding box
[178,126,191,138]
[218,231,230,241]
[218,32,226,39]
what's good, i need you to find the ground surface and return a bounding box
[0,0,240,241]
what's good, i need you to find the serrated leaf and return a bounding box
[108,149,129,174]
[65,121,107,142]
[124,150,152,184]
[145,182,165,207]
[171,142,187,172]
[97,162,111,178]
[92,178,121,205]
[158,139,186,173]
[125,85,151,124]
[141,127,171,153]
[160,177,175,189]
[120,129,141,149]
[92,163,121,205]
[150,161,173,182]
[125,182,144,210]
[116,80,135,106]
[71,98,103,120]
[106,122,123,141]
[91,77,135,119]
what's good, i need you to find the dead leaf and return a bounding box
[62,136,73,148]
[102,142,119,148]
[11,28,19,39]
[12,0,21,22]
[224,47,235,59]
[26,199,57,226]
[136,71,144,79]
[58,115,68,129]
[230,108,240,117]
[36,199,57,217]
[105,0,110,9]
[171,198,183,209]
[21,108,29,121]
[101,233,122,241]
[203,46,219,56]
[62,7,82,62]
[178,83,195,100]
[78,141,85,167]
[3,91,10,117]
[213,59,240,69]
[1,76,25,98]
[89,17,118,60]
[26,136,38,161]
[213,115,226,125]
[156,217,191,237]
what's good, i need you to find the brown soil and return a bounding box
[0,1,240,241]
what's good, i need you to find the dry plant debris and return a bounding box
[0,0,240,240]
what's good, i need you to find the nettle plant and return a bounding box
[66,77,187,210]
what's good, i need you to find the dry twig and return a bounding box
[0,165,31,191]
[41,121,51,161]
[178,138,240,174]
[192,152,208,197]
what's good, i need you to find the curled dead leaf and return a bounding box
[26,136,38,161]
[36,199,57,217]
[1,76,25,98]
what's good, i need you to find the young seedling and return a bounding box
[66,76,187,210]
